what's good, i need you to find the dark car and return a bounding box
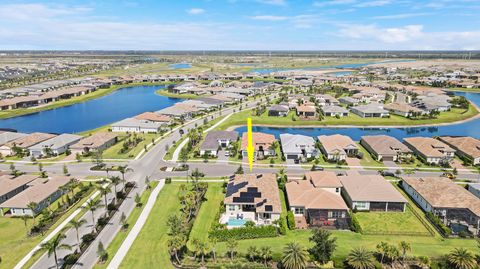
[311,165,324,171]
[294,159,300,164]
[380,171,395,177]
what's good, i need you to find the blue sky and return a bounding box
[0,0,479,50]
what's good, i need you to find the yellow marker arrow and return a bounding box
[247,118,254,172]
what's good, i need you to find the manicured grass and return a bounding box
[102,133,160,159]
[355,207,430,236]
[119,183,183,269]
[356,142,385,168]
[215,105,479,129]
[0,184,95,269]
[155,89,200,99]
[187,183,224,249]
[94,181,159,269]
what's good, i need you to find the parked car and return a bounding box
[225,151,230,157]
[294,159,300,164]
[311,165,324,171]
[379,171,395,177]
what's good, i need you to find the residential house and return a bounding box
[321,105,349,117]
[412,93,452,112]
[70,132,118,154]
[438,136,480,165]
[285,172,349,229]
[0,175,71,216]
[156,104,199,119]
[360,135,412,162]
[268,105,289,117]
[468,184,480,199]
[28,134,82,158]
[296,105,317,119]
[402,177,480,235]
[384,102,424,117]
[404,137,456,165]
[318,134,358,161]
[315,94,340,106]
[340,172,407,212]
[241,132,276,159]
[0,132,28,152]
[280,134,318,160]
[350,103,389,118]
[111,118,163,133]
[0,132,55,156]
[0,174,38,204]
[134,112,172,125]
[200,131,238,157]
[339,96,360,106]
[222,173,281,226]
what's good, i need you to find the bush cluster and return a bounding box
[209,225,278,241]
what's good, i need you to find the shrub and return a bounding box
[165,177,172,184]
[82,233,96,245]
[350,213,363,233]
[97,216,109,227]
[63,253,80,265]
[426,212,452,236]
[279,216,288,235]
[209,225,278,241]
[287,211,296,230]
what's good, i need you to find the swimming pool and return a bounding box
[227,218,247,227]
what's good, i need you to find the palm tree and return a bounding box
[447,248,477,269]
[27,202,38,224]
[399,241,411,262]
[34,233,72,269]
[109,176,121,196]
[376,241,388,265]
[118,165,133,190]
[21,215,29,236]
[247,246,258,262]
[260,246,272,267]
[97,185,111,207]
[282,242,308,269]
[346,248,376,269]
[83,199,103,232]
[68,219,87,251]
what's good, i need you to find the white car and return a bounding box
[225,151,230,157]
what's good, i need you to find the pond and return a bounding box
[0,85,183,134]
[169,63,192,69]
[234,92,480,141]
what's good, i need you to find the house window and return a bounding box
[294,207,304,215]
[228,205,236,211]
[335,188,340,193]
[355,202,368,209]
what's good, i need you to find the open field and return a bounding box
[119,183,182,269]
[0,184,95,269]
[216,105,478,129]
[94,181,158,269]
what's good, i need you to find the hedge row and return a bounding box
[287,211,296,230]
[209,225,279,241]
[350,213,363,234]
[426,212,452,236]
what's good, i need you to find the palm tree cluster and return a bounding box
[246,245,273,267]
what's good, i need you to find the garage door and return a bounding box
[287,155,298,160]
[382,156,394,162]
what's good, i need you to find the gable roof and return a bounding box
[361,135,411,156]
[29,134,82,150]
[4,132,56,149]
[134,112,172,122]
[438,136,480,159]
[404,137,455,158]
[305,171,343,188]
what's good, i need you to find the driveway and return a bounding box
[346,157,361,168]
[217,149,229,162]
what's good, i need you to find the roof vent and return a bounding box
[256,174,263,179]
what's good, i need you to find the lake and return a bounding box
[169,63,192,69]
[0,85,183,134]
[234,91,480,140]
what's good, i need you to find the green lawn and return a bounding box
[187,183,224,250]
[215,105,479,130]
[102,133,160,159]
[355,207,431,236]
[155,89,201,99]
[0,184,95,269]
[95,181,159,269]
[119,183,183,269]
[356,142,385,168]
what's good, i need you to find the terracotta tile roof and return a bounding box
[305,171,343,188]
[4,132,56,149]
[340,172,407,203]
[224,173,281,213]
[403,177,480,216]
[404,137,455,158]
[134,112,172,122]
[438,136,480,159]
[384,102,423,113]
[285,180,348,210]
[241,132,276,151]
[318,134,358,155]
[296,105,316,113]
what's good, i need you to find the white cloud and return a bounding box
[354,0,391,7]
[372,12,430,19]
[187,8,205,15]
[313,0,356,7]
[256,0,287,6]
[0,3,91,20]
[250,15,288,21]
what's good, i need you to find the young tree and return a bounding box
[97,185,111,207]
[83,199,103,232]
[34,233,72,269]
[167,234,186,265]
[118,165,133,190]
[247,246,259,262]
[109,176,121,197]
[260,246,272,266]
[63,164,69,176]
[226,238,238,261]
[308,228,337,264]
[97,241,108,263]
[27,202,38,223]
[346,248,376,269]
[134,193,142,207]
[282,242,308,269]
[376,241,388,265]
[399,241,411,262]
